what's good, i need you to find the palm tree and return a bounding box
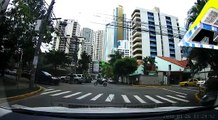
[185,0,208,30]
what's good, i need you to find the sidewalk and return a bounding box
[0,75,41,99]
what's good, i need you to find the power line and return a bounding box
[93,12,187,31]
[93,22,183,39]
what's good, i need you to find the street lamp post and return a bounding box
[30,0,55,88]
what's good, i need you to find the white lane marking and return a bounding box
[90,94,103,101]
[176,94,186,98]
[162,88,187,95]
[134,95,146,103]
[181,88,198,92]
[145,95,162,103]
[105,94,114,102]
[50,91,71,96]
[63,92,82,98]
[76,93,92,100]
[44,89,54,92]
[41,90,61,95]
[166,95,189,103]
[156,95,177,104]
[121,95,131,103]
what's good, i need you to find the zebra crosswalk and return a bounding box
[41,88,189,104]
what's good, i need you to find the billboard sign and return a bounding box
[178,0,218,50]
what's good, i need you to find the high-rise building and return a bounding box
[131,7,182,60]
[113,5,130,48]
[93,30,104,61]
[53,19,81,65]
[103,5,130,61]
[103,23,115,61]
[80,28,94,56]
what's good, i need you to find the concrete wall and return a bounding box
[139,72,164,85]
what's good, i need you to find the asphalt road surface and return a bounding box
[7,82,200,108]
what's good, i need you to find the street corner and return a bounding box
[0,85,44,103]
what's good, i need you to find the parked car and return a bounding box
[65,73,84,84]
[179,78,199,87]
[197,80,206,87]
[35,71,60,85]
[5,69,17,75]
[59,76,66,82]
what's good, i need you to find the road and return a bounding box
[7,82,200,108]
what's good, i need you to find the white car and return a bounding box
[197,80,206,87]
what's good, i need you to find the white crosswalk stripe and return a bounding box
[166,95,189,102]
[156,95,177,104]
[90,94,103,101]
[105,94,114,102]
[41,90,61,95]
[145,95,162,103]
[50,91,71,96]
[76,93,92,100]
[63,92,82,98]
[176,94,186,98]
[44,89,54,92]
[162,88,187,95]
[134,95,146,103]
[121,95,131,103]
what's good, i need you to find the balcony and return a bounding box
[133,48,142,54]
[133,17,141,24]
[131,10,140,17]
[133,53,142,58]
[132,22,141,30]
[133,42,142,49]
[132,13,140,20]
[133,36,142,44]
[132,30,141,36]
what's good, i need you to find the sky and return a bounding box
[45,0,196,31]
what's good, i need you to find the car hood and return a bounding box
[8,104,197,114]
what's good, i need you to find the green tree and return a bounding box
[143,57,156,74]
[185,0,208,30]
[0,0,53,76]
[77,51,91,74]
[113,57,137,82]
[100,62,113,78]
[108,51,122,65]
[45,50,71,74]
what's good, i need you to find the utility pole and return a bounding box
[30,0,55,88]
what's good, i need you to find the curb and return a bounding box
[132,85,171,88]
[0,85,44,103]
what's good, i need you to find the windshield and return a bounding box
[1,0,218,119]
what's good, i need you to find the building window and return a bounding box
[148,21,155,26]
[166,16,171,20]
[147,12,154,17]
